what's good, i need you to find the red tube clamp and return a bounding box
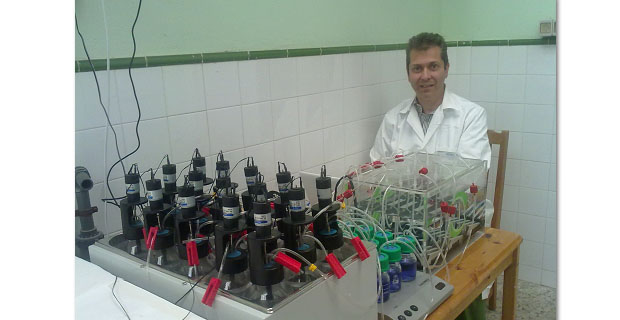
[326,253,346,279]
[394,154,404,162]
[470,183,478,194]
[201,277,221,307]
[274,252,302,274]
[147,226,159,250]
[419,167,428,175]
[351,237,370,261]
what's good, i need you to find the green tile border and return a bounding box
[75,38,555,72]
[288,48,321,57]
[249,50,287,60]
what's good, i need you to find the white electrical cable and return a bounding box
[100,0,111,235]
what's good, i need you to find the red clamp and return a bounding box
[142,227,147,241]
[351,237,370,261]
[372,160,384,169]
[347,171,357,178]
[470,183,478,194]
[308,223,314,232]
[336,189,354,202]
[419,167,428,175]
[146,226,159,250]
[201,277,221,307]
[394,154,404,162]
[274,252,302,274]
[447,206,456,215]
[325,253,346,279]
[360,163,372,172]
[270,201,275,209]
[440,201,449,213]
[201,206,211,215]
[186,241,200,266]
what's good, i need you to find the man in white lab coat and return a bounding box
[370,32,491,168]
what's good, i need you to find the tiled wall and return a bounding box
[446,45,557,287]
[75,44,556,287]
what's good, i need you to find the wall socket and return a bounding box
[540,19,556,37]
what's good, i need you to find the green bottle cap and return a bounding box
[372,239,381,248]
[380,244,402,263]
[378,253,389,272]
[396,236,416,254]
[374,231,394,246]
[353,225,374,239]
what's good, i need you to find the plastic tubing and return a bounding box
[349,218,373,241]
[302,234,328,258]
[412,226,450,282]
[217,242,230,279]
[337,220,355,238]
[234,233,248,250]
[343,209,389,241]
[269,248,326,278]
[311,200,341,222]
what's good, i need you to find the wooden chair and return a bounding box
[486,130,509,311]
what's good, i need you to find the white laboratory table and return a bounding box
[75,257,206,320]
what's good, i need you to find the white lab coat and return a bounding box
[369,88,491,168]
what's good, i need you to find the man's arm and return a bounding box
[457,107,492,169]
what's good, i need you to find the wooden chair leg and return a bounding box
[488,281,498,310]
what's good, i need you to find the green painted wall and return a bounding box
[440,0,556,41]
[75,0,441,60]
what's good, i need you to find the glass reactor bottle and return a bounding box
[397,236,417,282]
[380,244,402,292]
[377,253,391,303]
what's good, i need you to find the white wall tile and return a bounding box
[297,56,325,96]
[322,90,344,128]
[502,185,519,212]
[470,46,498,74]
[541,270,557,288]
[121,118,172,173]
[344,117,382,155]
[75,71,121,130]
[519,160,550,190]
[100,177,127,233]
[269,58,297,100]
[525,75,556,105]
[326,157,346,176]
[245,142,276,182]
[342,87,368,122]
[500,210,517,233]
[104,124,129,180]
[242,102,274,146]
[323,125,345,162]
[522,104,554,134]
[504,158,521,186]
[274,136,301,174]
[477,102,495,130]
[271,98,299,140]
[519,240,544,268]
[548,164,556,192]
[203,61,241,110]
[298,93,324,133]
[518,264,542,284]
[498,46,527,75]
[507,131,522,159]
[116,67,166,123]
[365,83,394,119]
[322,54,344,91]
[448,46,471,75]
[551,135,556,163]
[543,244,557,271]
[344,149,371,169]
[527,45,556,75]
[517,213,546,243]
[238,60,271,104]
[343,53,364,88]
[381,50,407,82]
[547,191,556,219]
[495,103,524,132]
[445,75,470,100]
[469,75,497,102]
[521,133,552,162]
[545,218,556,244]
[207,106,244,153]
[552,105,556,133]
[299,130,324,170]
[496,75,526,103]
[75,127,106,184]
[362,52,382,85]
[167,111,210,164]
[518,187,548,217]
[162,64,206,116]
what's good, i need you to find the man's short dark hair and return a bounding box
[406,32,449,72]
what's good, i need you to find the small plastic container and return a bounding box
[380,244,402,292]
[397,236,417,282]
[374,231,394,247]
[377,253,391,303]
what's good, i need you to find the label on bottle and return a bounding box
[163,173,175,184]
[125,183,139,195]
[147,189,163,201]
[254,213,271,225]
[192,180,203,191]
[179,196,196,208]
[289,199,304,212]
[246,176,256,186]
[223,206,240,219]
[317,188,331,200]
[278,182,289,193]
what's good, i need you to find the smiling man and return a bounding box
[370,32,491,168]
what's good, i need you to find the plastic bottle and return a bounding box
[377,253,391,303]
[381,244,402,292]
[397,236,417,282]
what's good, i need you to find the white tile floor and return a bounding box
[486,275,556,320]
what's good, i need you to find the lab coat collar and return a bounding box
[398,86,460,115]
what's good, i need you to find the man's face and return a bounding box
[407,46,449,101]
